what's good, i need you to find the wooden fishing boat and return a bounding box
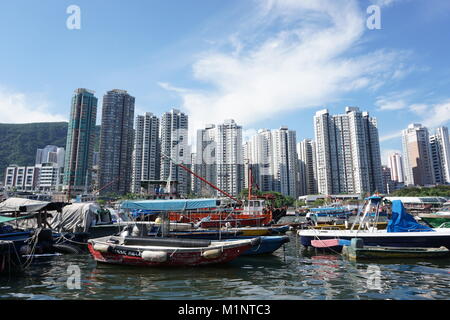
[149,225,288,239]
[88,236,261,267]
[197,216,268,228]
[148,229,245,239]
[223,225,288,236]
[122,199,275,228]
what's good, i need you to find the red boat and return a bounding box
[88,236,260,267]
[198,216,267,228]
[155,154,284,227]
[171,209,273,227]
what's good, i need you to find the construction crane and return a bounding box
[94,177,119,196]
[161,152,242,206]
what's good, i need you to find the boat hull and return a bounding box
[237,236,290,255]
[88,238,255,267]
[146,231,289,255]
[298,229,450,249]
[199,217,267,228]
[170,212,273,227]
[342,245,450,261]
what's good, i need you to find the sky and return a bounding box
[0,0,450,165]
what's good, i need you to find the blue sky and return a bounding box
[1,0,450,164]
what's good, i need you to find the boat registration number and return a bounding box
[111,248,142,257]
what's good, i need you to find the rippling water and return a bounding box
[1,232,450,300]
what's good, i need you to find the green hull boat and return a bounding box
[418,214,450,228]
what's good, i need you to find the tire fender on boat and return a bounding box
[93,243,110,253]
[250,237,262,247]
[202,249,222,259]
[141,251,168,262]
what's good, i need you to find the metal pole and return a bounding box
[161,152,242,205]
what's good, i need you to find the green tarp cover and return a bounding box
[0,215,33,224]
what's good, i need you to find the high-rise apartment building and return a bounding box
[314,107,384,195]
[98,89,135,195]
[402,123,435,186]
[36,145,65,167]
[271,127,299,198]
[297,139,318,196]
[245,129,273,193]
[430,126,450,185]
[63,88,98,193]
[131,112,160,194]
[194,124,217,196]
[160,109,189,195]
[245,128,299,198]
[388,152,405,183]
[215,119,244,197]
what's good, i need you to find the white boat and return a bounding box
[298,195,450,250]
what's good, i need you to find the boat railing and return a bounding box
[350,197,381,232]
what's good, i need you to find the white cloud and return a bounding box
[409,103,427,114]
[371,0,403,7]
[380,100,450,142]
[160,0,407,136]
[410,100,450,129]
[0,87,67,123]
[380,130,402,142]
[377,100,407,111]
[375,90,415,111]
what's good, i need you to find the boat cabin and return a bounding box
[243,199,266,215]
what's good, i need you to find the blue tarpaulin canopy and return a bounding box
[387,200,434,233]
[121,199,218,213]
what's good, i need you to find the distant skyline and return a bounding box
[1,0,450,165]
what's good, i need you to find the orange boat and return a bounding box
[168,199,277,227]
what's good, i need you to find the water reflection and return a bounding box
[1,234,450,300]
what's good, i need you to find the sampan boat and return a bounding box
[88,236,261,267]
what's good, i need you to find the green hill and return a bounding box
[0,122,101,181]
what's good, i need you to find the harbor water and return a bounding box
[1,231,450,300]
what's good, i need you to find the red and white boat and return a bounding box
[88,236,261,267]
